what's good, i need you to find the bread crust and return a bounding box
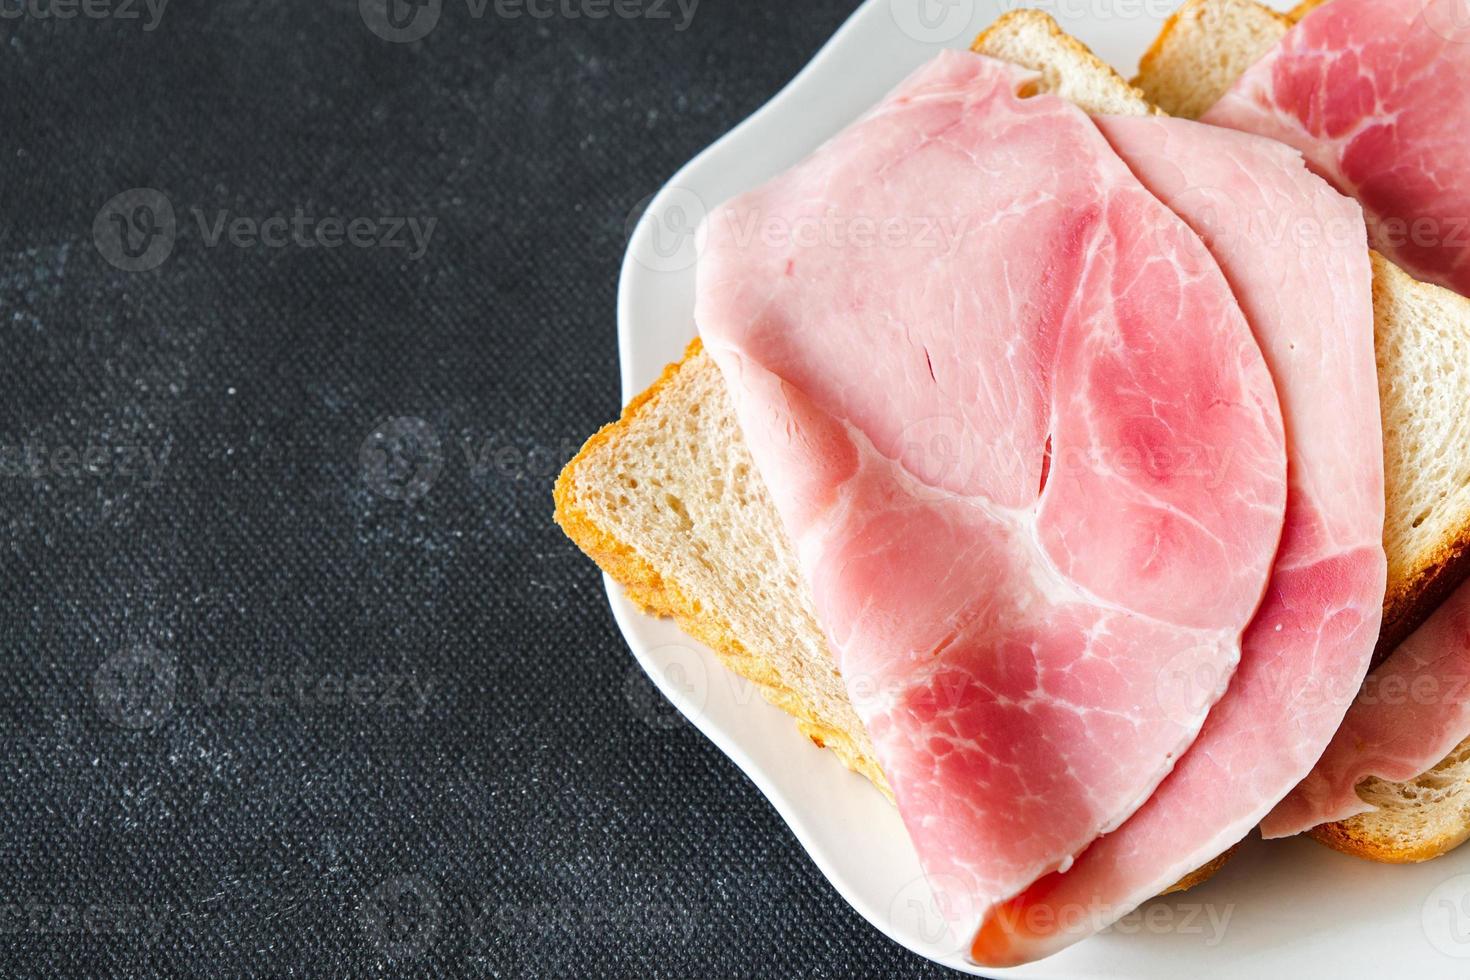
[971,10,1136,85]
[1161,843,1240,893]
[553,340,698,618]
[553,337,893,796]
[973,10,1159,116]
[1134,0,1196,91]
[1379,535,1470,660]
[1307,815,1470,864]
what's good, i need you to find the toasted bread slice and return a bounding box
[1368,255,1470,658]
[1132,0,1331,123]
[1133,0,1291,119]
[555,339,890,796]
[1309,739,1470,863]
[971,8,1158,115]
[1138,0,1470,863]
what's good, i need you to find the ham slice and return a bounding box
[1202,0,1470,297]
[1266,576,1470,836]
[696,52,1287,938]
[969,118,1384,966]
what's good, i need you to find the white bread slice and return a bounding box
[1312,739,1470,862]
[1368,255,1470,658]
[1133,0,1291,119]
[555,338,889,797]
[969,9,1158,115]
[1138,0,1470,863]
[1132,0,1327,124]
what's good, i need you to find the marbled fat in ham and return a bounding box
[695,52,1288,939]
[1204,0,1470,297]
[970,118,1384,966]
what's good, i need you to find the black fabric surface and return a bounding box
[0,1,956,976]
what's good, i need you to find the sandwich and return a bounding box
[555,4,1470,966]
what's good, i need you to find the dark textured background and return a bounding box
[0,0,957,975]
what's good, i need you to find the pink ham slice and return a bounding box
[970,118,1384,966]
[696,51,1287,938]
[1202,0,1470,297]
[1266,576,1470,836]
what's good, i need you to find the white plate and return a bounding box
[610,2,1470,975]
